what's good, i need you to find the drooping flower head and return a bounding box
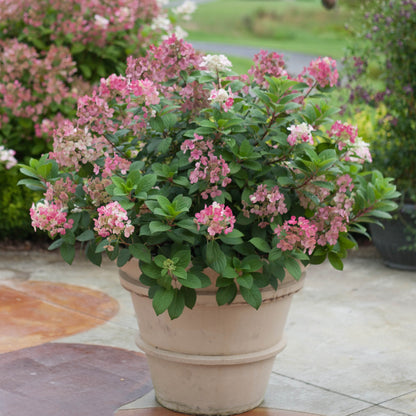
[30,201,74,237]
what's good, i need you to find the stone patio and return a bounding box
[0,245,415,416]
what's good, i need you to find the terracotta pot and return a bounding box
[119,260,305,415]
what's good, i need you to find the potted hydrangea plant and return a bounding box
[21,36,398,415]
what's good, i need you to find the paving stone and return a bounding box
[0,280,119,353]
[115,407,323,416]
[0,343,153,416]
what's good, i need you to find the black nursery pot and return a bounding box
[370,204,416,271]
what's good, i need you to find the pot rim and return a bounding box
[136,334,286,365]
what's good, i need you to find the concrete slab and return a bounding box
[1,246,416,416]
[273,256,416,406]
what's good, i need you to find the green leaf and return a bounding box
[173,267,187,279]
[237,273,253,289]
[136,174,157,192]
[241,255,263,272]
[76,230,95,242]
[79,64,92,79]
[205,241,227,273]
[86,241,102,266]
[284,257,302,280]
[173,250,191,269]
[328,252,344,271]
[129,243,151,263]
[152,287,175,316]
[149,221,171,233]
[240,285,262,309]
[178,273,202,289]
[181,287,197,309]
[168,290,185,319]
[216,283,237,306]
[140,262,162,279]
[176,219,198,233]
[19,166,40,180]
[60,243,75,265]
[48,238,63,251]
[117,248,131,267]
[249,237,271,253]
[222,266,239,279]
[17,178,45,191]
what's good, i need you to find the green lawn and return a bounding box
[183,0,352,60]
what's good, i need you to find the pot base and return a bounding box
[137,334,286,415]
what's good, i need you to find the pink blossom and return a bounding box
[274,216,318,254]
[302,57,338,88]
[194,202,235,237]
[83,177,113,207]
[243,185,287,227]
[328,120,358,150]
[93,201,134,239]
[248,50,288,87]
[287,123,314,146]
[44,178,76,206]
[344,137,372,164]
[30,201,74,237]
[209,87,234,112]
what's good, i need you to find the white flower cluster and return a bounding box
[201,54,233,74]
[94,14,109,28]
[173,1,197,21]
[0,145,17,169]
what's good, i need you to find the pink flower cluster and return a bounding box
[126,35,205,112]
[287,123,314,146]
[93,201,134,240]
[182,133,231,199]
[275,216,318,255]
[328,120,358,150]
[0,145,17,169]
[327,121,372,164]
[248,50,288,87]
[30,201,74,237]
[276,175,355,253]
[1,0,161,49]
[50,121,108,170]
[344,137,372,164]
[297,175,331,210]
[302,57,339,88]
[0,39,85,138]
[194,202,235,237]
[83,177,113,207]
[44,178,77,205]
[242,185,288,228]
[209,87,234,112]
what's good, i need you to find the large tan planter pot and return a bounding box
[119,260,305,415]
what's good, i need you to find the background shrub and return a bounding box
[0,0,193,241]
[342,0,416,200]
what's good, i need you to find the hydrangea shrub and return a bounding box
[21,37,398,318]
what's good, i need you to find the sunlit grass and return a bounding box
[183,0,352,58]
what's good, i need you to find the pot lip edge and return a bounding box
[136,333,286,365]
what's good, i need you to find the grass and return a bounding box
[182,0,353,59]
